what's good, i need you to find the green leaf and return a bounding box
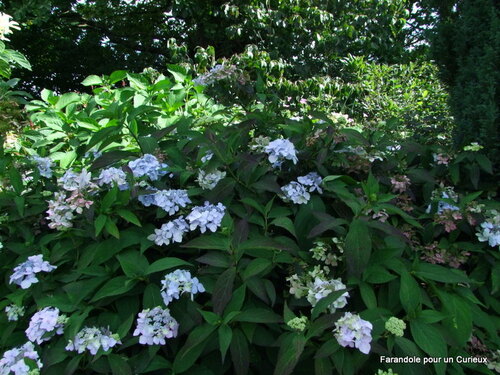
[55,93,81,110]
[436,291,472,345]
[410,320,447,357]
[198,309,220,325]
[344,219,372,278]
[146,258,192,275]
[212,267,236,315]
[233,308,282,323]
[9,167,23,194]
[143,283,162,308]
[218,324,233,362]
[182,234,230,250]
[108,354,132,375]
[359,282,377,309]
[273,333,306,375]
[242,258,272,280]
[173,324,216,373]
[90,276,137,302]
[230,329,249,375]
[95,214,107,236]
[475,154,493,174]
[116,209,141,227]
[224,285,246,317]
[399,270,421,314]
[117,251,149,277]
[105,218,120,239]
[314,339,340,358]
[82,75,103,86]
[101,187,118,211]
[417,310,448,324]
[414,263,469,283]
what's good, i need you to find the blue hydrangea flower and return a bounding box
[161,269,205,306]
[186,202,226,233]
[66,327,121,355]
[96,167,128,190]
[264,138,298,168]
[133,307,179,345]
[9,255,57,289]
[280,182,310,204]
[31,155,54,178]
[334,312,373,355]
[148,217,189,246]
[26,307,67,344]
[128,154,168,181]
[0,342,42,375]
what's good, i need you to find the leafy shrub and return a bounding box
[0,67,499,375]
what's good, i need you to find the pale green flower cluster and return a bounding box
[385,317,406,337]
[463,142,484,152]
[287,316,308,332]
[376,369,398,375]
[487,350,500,373]
[0,12,20,41]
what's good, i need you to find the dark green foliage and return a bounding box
[431,0,499,161]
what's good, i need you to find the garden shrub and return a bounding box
[0,65,499,375]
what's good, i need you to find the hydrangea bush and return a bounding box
[0,64,498,375]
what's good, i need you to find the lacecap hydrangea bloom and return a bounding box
[186,202,226,233]
[133,307,179,345]
[297,172,323,193]
[264,138,298,168]
[280,181,311,204]
[306,277,349,313]
[65,327,121,355]
[160,269,205,306]
[197,170,226,190]
[5,305,25,322]
[385,317,406,337]
[95,167,128,190]
[46,192,75,230]
[0,12,20,41]
[151,189,191,215]
[10,255,56,289]
[31,156,53,178]
[148,217,189,246]
[128,154,168,181]
[58,169,93,191]
[0,342,42,375]
[334,312,373,354]
[26,307,67,344]
[476,210,500,248]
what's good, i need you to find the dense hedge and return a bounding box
[0,67,499,375]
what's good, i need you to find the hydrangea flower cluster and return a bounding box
[5,305,25,322]
[426,189,460,214]
[65,327,121,355]
[160,269,205,306]
[201,151,214,163]
[31,156,53,178]
[148,217,189,246]
[196,170,226,190]
[138,189,191,215]
[376,369,398,375]
[186,202,226,233]
[95,167,128,190]
[333,312,373,354]
[280,172,323,205]
[286,316,308,332]
[26,307,67,344]
[288,268,349,313]
[280,182,310,204]
[385,317,406,337]
[58,169,93,192]
[10,255,56,289]
[264,138,298,168]
[0,12,20,41]
[133,307,179,345]
[390,175,411,193]
[476,210,500,248]
[193,64,239,86]
[46,192,75,230]
[128,154,168,181]
[306,277,349,313]
[0,342,42,375]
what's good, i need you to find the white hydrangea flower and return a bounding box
[152,189,191,215]
[26,307,67,344]
[128,154,168,181]
[46,192,75,230]
[476,210,500,248]
[65,327,121,355]
[280,182,310,204]
[148,217,189,246]
[186,202,226,233]
[95,167,128,190]
[133,307,179,345]
[58,169,93,191]
[334,312,373,355]
[307,277,349,313]
[31,156,54,178]
[201,151,214,163]
[9,255,57,289]
[161,269,205,306]
[264,138,298,168]
[0,13,20,41]
[297,172,323,193]
[5,305,25,322]
[0,342,42,375]
[196,170,226,190]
